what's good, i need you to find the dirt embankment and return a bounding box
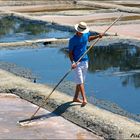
[0,69,140,139]
[77,1,140,14]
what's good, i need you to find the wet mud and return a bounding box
[0,61,37,81]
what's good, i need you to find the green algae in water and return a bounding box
[0,16,73,42]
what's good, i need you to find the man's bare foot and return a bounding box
[73,98,82,103]
[81,101,87,107]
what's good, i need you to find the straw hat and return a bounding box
[74,22,89,33]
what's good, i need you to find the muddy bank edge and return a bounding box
[0,69,140,139]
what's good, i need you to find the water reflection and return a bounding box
[0,45,140,115]
[87,43,140,88]
[0,16,72,42]
[0,16,46,37]
[88,43,140,72]
[121,73,140,88]
[61,42,140,88]
[0,16,16,36]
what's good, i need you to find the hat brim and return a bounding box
[74,24,89,33]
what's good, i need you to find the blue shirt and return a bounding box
[68,32,90,62]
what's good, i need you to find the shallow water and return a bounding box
[0,16,140,120]
[0,44,140,116]
[0,16,72,42]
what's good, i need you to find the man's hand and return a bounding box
[71,61,77,69]
[89,33,104,42]
[98,33,104,38]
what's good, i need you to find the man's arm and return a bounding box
[69,51,77,69]
[88,33,103,42]
[69,51,74,63]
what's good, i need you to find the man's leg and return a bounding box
[73,61,88,105]
[73,85,82,103]
[78,83,87,106]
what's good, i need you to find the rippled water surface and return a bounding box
[0,16,140,120]
[0,44,140,115]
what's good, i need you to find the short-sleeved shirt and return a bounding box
[68,32,90,62]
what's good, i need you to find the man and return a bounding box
[68,22,103,106]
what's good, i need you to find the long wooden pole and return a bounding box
[19,14,122,123]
